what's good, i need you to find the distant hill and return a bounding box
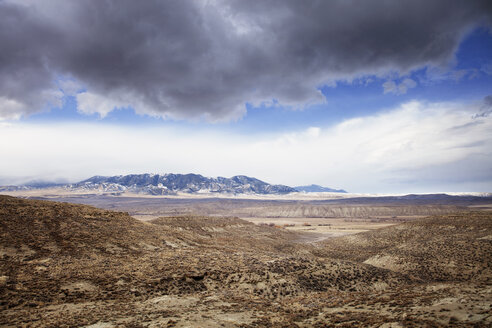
[71,173,297,195]
[295,184,347,193]
[315,193,492,206]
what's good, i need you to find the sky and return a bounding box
[1,0,492,193]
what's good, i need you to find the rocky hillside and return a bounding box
[317,212,492,282]
[1,195,491,327]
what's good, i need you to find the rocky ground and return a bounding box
[0,195,491,327]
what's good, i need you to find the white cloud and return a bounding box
[0,100,491,192]
[383,78,417,95]
[0,88,63,120]
[57,78,84,96]
[423,66,481,85]
[0,97,26,120]
[481,62,492,75]
[306,127,321,138]
[76,92,129,118]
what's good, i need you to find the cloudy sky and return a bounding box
[1,0,492,193]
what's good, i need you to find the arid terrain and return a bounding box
[16,192,491,239]
[1,195,491,327]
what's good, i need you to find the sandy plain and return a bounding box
[243,217,408,239]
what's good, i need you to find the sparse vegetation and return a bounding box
[0,195,491,327]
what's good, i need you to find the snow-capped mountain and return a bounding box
[69,173,297,195]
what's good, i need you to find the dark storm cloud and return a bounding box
[0,2,63,118]
[0,0,491,120]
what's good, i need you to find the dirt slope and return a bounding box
[317,213,492,282]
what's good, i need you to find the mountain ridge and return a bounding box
[71,173,297,195]
[0,174,351,195]
[295,184,347,193]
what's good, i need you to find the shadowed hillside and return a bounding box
[1,195,491,327]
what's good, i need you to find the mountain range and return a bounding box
[73,173,298,195]
[0,173,349,195]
